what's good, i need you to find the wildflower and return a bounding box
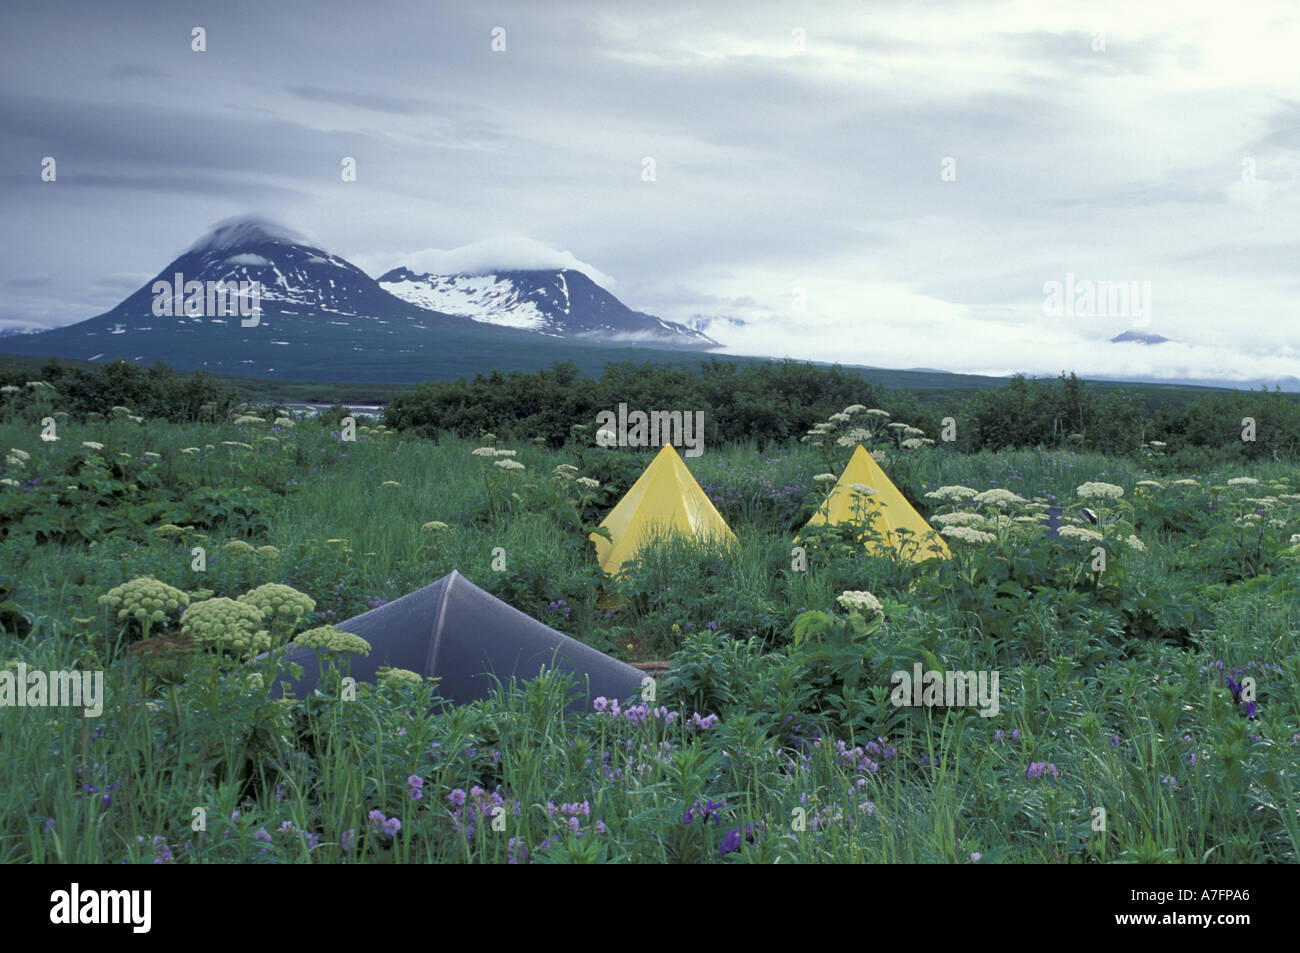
[381,480,401,488]
[293,626,371,657]
[1076,481,1124,500]
[1056,525,1103,543]
[828,413,850,423]
[97,577,189,626]
[1135,480,1164,489]
[81,441,104,451]
[421,520,451,532]
[836,590,882,613]
[377,666,422,685]
[844,482,877,495]
[813,473,837,482]
[181,597,270,655]
[492,449,517,457]
[1125,535,1147,552]
[239,583,315,622]
[1026,762,1059,780]
[574,476,600,489]
[494,459,525,471]
[448,788,467,808]
[408,775,424,801]
[974,488,1027,508]
[931,511,985,526]
[683,797,727,824]
[940,525,997,544]
[471,447,497,457]
[1227,477,1259,486]
[592,696,609,713]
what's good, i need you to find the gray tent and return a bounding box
[271,570,645,710]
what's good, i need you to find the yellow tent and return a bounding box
[590,444,737,576]
[800,445,950,563]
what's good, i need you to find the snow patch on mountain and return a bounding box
[381,273,552,332]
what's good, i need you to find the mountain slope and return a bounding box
[378,267,717,348]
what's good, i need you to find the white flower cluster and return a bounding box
[932,511,986,527]
[941,525,997,544]
[836,590,882,613]
[1076,481,1124,500]
[974,488,1027,508]
[925,485,978,502]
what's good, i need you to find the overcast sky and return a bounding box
[2,0,1297,383]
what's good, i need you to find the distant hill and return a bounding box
[1111,330,1171,345]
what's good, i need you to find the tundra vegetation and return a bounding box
[0,363,1296,863]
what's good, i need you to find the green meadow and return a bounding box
[1,393,1297,863]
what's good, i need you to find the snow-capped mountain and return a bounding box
[377,267,718,348]
[1,218,717,380]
